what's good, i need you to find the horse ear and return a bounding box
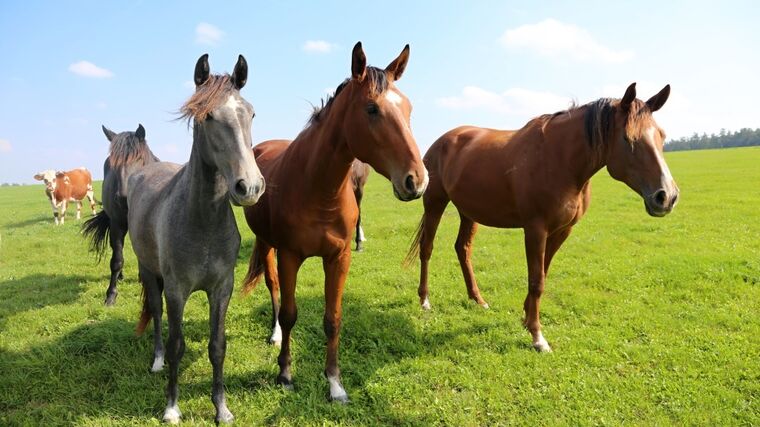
[621,82,637,109]
[102,125,116,142]
[33,173,44,181]
[385,44,410,81]
[351,41,367,82]
[231,55,248,90]
[646,84,671,112]
[194,53,210,86]
[135,124,146,141]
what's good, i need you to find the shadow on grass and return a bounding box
[0,274,91,326]
[0,317,206,424]
[2,214,52,229]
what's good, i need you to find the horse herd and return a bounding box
[33,42,678,423]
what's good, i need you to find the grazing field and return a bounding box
[1,147,758,426]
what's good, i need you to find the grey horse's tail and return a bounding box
[136,272,151,336]
[81,211,110,262]
[403,216,425,268]
[241,242,264,296]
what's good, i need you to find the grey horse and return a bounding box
[82,124,159,306]
[128,54,264,424]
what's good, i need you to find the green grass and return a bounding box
[1,147,759,426]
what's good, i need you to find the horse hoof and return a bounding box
[481,302,490,309]
[163,406,182,424]
[330,394,350,404]
[277,375,294,391]
[215,408,234,424]
[421,298,432,310]
[104,295,117,306]
[151,356,165,373]
[270,339,282,348]
[533,342,553,353]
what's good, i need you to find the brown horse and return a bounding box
[241,42,427,402]
[406,83,678,352]
[351,159,371,251]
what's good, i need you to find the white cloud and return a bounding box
[0,139,11,153]
[303,40,336,54]
[68,61,114,78]
[96,101,107,110]
[437,86,571,117]
[196,23,224,45]
[500,19,634,63]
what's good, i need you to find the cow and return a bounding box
[34,167,97,225]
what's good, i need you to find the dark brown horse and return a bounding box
[241,42,427,402]
[406,83,678,352]
[351,159,371,251]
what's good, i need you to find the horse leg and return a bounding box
[259,241,282,346]
[139,264,165,372]
[207,280,234,424]
[105,223,126,306]
[275,250,304,389]
[163,288,188,424]
[455,213,488,308]
[323,248,351,403]
[418,184,449,310]
[76,200,82,220]
[523,224,551,352]
[544,227,573,275]
[354,189,364,252]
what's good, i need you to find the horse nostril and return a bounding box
[405,174,416,194]
[654,190,667,207]
[670,193,679,208]
[235,179,248,197]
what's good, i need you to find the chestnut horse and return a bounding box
[406,83,678,352]
[241,42,427,402]
[128,55,263,424]
[351,159,371,251]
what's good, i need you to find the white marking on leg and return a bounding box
[163,404,182,424]
[532,331,552,353]
[358,225,366,242]
[151,355,164,372]
[270,320,282,347]
[327,375,349,403]
[421,297,431,310]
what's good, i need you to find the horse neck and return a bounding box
[183,126,230,222]
[290,102,355,200]
[548,108,607,189]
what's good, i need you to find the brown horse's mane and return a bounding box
[538,97,653,147]
[179,74,235,124]
[309,66,389,125]
[108,132,158,169]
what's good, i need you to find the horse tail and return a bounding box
[403,216,425,268]
[135,271,151,336]
[81,210,110,262]
[241,242,264,296]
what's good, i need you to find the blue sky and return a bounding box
[1,1,758,183]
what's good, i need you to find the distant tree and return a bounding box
[665,128,760,151]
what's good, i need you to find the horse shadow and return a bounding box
[0,317,206,424]
[0,274,90,327]
[236,290,507,425]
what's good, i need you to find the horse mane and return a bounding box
[309,66,389,125]
[108,132,159,169]
[179,74,235,124]
[539,97,652,147]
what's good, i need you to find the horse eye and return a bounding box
[366,103,379,115]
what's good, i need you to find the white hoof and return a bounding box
[151,356,164,373]
[163,405,182,424]
[328,375,349,403]
[421,297,431,310]
[532,333,553,353]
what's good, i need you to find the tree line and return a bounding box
[665,128,760,151]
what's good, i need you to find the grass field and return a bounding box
[1,147,759,426]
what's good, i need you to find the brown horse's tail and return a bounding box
[135,271,151,336]
[241,242,264,296]
[403,216,425,268]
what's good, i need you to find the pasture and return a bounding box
[0,147,758,425]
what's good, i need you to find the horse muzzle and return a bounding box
[230,177,265,206]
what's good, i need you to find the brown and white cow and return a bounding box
[34,167,97,225]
